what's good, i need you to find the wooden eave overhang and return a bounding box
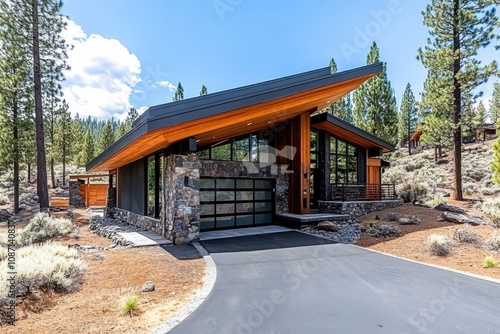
[311,113,395,153]
[87,63,384,172]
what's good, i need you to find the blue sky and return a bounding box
[60,0,498,120]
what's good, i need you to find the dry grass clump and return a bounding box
[427,234,453,257]
[477,198,500,227]
[452,225,483,246]
[367,224,402,238]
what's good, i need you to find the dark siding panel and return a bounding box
[357,148,367,184]
[118,159,145,215]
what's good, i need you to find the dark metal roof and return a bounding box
[87,62,383,171]
[311,112,396,152]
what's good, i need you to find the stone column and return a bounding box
[69,180,85,208]
[163,155,200,245]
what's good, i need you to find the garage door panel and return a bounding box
[200,177,274,231]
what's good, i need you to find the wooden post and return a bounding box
[289,112,311,214]
[85,177,89,207]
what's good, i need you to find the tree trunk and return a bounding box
[62,140,66,186]
[408,117,412,156]
[438,146,443,159]
[434,147,438,163]
[50,157,55,188]
[32,0,49,209]
[27,163,31,184]
[452,0,463,201]
[13,95,19,214]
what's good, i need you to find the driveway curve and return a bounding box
[169,231,500,334]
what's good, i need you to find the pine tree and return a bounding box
[353,42,398,143]
[116,107,138,139]
[173,82,184,101]
[461,91,476,139]
[97,121,115,155]
[491,82,500,125]
[0,0,33,213]
[323,58,354,123]
[474,101,488,141]
[80,130,95,165]
[53,102,72,185]
[200,85,208,96]
[398,83,418,154]
[418,0,499,200]
[492,127,500,184]
[71,113,84,165]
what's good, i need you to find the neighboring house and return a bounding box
[409,129,422,150]
[475,123,497,142]
[81,63,397,244]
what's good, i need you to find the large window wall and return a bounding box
[196,132,274,162]
[330,137,358,184]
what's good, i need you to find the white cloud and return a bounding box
[156,80,176,91]
[62,19,141,120]
[137,106,149,115]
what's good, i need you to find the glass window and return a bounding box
[216,216,235,228]
[197,149,210,160]
[147,156,155,217]
[236,215,254,226]
[258,139,271,163]
[200,218,215,230]
[217,178,235,189]
[255,179,272,189]
[236,179,253,189]
[216,191,235,202]
[311,131,318,151]
[211,143,231,160]
[330,137,337,153]
[200,178,215,189]
[232,137,250,161]
[348,145,357,156]
[337,140,347,156]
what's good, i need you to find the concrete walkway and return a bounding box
[168,231,500,334]
[117,230,172,247]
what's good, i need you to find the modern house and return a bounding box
[82,63,399,245]
[475,123,497,142]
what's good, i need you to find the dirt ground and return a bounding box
[1,209,206,334]
[357,205,500,280]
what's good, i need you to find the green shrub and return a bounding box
[397,182,428,203]
[480,187,498,196]
[477,198,500,227]
[484,256,497,269]
[0,242,86,299]
[427,234,453,256]
[427,198,446,207]
[399,216,421,225]
[119,293,140,317]
[0,212,76,247]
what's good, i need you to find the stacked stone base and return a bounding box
[315,200,404,243]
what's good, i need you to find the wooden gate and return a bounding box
[80,183,108,207]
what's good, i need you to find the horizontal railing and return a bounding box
[330,184,396,201]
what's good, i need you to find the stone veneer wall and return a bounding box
[104,207,163,235]
[163,155,201,245]
[69,180,84,207]
[200,160,289,214]
[318,200,403,219]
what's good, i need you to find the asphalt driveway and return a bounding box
[169,231,500,334]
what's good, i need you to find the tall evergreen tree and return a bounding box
[200,85,208,96]
[491,82,500,125]
[474,101,488,141]
[0,0,33,213]
[323,58,354,123]
[173,82,184,101]
[80,130,95,165]
[97,121,115,155]
[398,83,418,154]
[418,0,499,200]
[71,113,84,165]
[353,42,398,143]
[116,107,138,138]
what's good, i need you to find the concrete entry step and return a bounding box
[117,230,173,247]
[276,213,349,223]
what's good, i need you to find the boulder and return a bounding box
[315,221,338,232]
[0,209,12,222]
[434,203,466,214]
[141,281,155,292]
[438,212,485,226]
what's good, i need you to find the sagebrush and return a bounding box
[427,234,453,256]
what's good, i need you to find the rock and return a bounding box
[414,201,431,208]
[434,203,466,214]
[436,158,448,165]
[141,281,155,292]
[443,193,451,198]
[315,221,338,232]
[438,212,485,226]
[0,209,12,222]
